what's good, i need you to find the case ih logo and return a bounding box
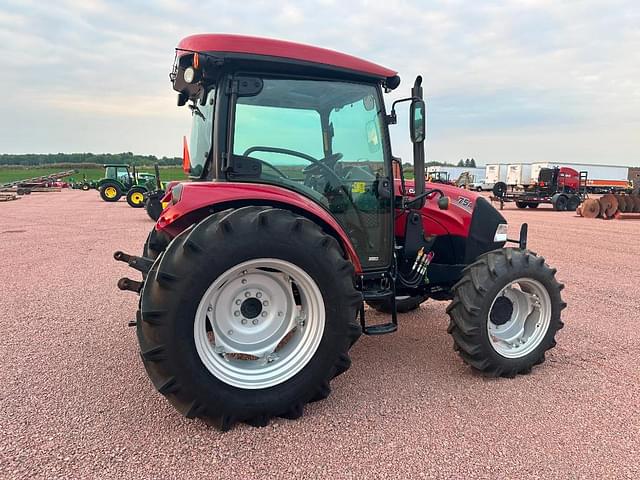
[456,196,473,213]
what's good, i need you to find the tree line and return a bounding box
[457,158,477,168]
[0,152,182,167]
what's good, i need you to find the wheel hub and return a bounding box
[487,278,551,358]
[194,258,325,389]
[240,297,263,319]
[489,296,513,326]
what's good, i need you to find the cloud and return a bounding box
[0,0,638,164]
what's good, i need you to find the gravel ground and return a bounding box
[1,190,639,479]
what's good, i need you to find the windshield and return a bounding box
[188,88,215,177]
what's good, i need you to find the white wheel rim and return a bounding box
[487,277,551,358]
[194,258,325,389]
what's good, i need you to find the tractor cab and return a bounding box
[104,164,134,189]
[115,34,565,430]
[428,171,452,185]
[170,36,408,272]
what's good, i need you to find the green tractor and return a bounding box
[70,173,95,191]
[97,164,156,207]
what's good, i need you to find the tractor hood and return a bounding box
[395,179,507,263]
[398,179,483,234]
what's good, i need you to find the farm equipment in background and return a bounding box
[454,171,476,189]
[492,166,587,211]
[97,164,156,206]
[426,171,454,185]
[578,191,640,219]
[0,169,76,195]
[114,34,566,430]
[70,174,96,191]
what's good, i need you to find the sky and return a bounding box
[0,0,638,166]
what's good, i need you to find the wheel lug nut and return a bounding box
[252,319,259,325]
[241,319,247,325]
[228,329,233,335]
[261,311,267,317]
[256,292,262,298]
[235,299,241,305]
[207,306,212,312]
[241,279,247,284]
[245,292,251,298]
[234,311,240,316]
[263,300,269,306]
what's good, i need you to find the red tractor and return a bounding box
[115,34,566,430]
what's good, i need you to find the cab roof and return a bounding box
[177,34,398,84]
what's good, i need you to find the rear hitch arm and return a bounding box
[114,251,154,274]
[117,277,143,293]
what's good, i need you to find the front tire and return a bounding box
[145,192,164,221]
[126,187,147,208]
[137,207,362,429]
[446,248,566,377]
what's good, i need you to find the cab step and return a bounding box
[360,288,398,335]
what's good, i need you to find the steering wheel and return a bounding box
[241,146,370,244]
[302,153,343,176]
[242,146,344,184]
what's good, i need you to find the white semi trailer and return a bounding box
[471,164,507,191]
[506,164,533,187]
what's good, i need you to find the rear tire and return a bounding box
[566,195,581,211]
[100,183,122,202]
[515,201,527,209]
[552,195,568,211]
[137,207,362,430]
[527,203,539,209]
[446,248,565,377]
[367,294,428,314]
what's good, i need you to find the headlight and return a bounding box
[183,67,196,84]
[494,223,508,242]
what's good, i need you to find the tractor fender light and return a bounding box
[171,183,184,205]
[494,224,508,243]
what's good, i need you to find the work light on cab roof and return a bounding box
[115,33,567,431]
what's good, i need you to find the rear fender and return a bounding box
[156,182,363,272]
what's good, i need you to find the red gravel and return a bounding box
[1,191,639,479]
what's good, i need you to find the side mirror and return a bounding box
[437,196,449,210]
[410,99,426,143]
